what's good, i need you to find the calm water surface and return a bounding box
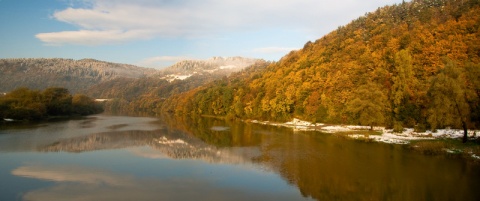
[0,114,479,201]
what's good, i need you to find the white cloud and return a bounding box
[36,29,154,46]
[253,47,299,54]
[37,0,408,46]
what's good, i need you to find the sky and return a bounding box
[0,0,408,69]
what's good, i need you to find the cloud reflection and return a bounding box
[12,165,133,186]
[12,164,306,201]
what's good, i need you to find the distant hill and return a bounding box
[0,58,157,93]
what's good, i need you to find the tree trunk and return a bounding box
[462,121,468,143]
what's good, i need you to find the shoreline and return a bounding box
[247,118,479,143]
[246,118,480,161]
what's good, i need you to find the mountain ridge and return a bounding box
[0,58,157,93]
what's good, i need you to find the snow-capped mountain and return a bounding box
[156,56,262,82]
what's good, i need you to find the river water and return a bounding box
[0,114,479,201]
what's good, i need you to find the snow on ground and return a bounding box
[335,126,477,144]
[250,118,323,131]
[162,74,193,82]
[248,118,479,145]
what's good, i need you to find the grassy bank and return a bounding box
[407,139,480,163]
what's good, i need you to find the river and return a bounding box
[0,114,479,201]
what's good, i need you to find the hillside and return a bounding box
[0,58,157,93]
[166,0,480,134]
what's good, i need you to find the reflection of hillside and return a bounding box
[152,136,260,164]
[40,130,164,153]
[40,126,261,165]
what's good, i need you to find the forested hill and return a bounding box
[0,58,157,93]
[166,0,480,132]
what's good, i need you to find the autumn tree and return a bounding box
[427,59,477,143]
[42,87,73,116]
[347,82,389,130]
[465,63,480,128]
[0,87,45,120]
[304,91,328,123]
[391,49,417,130]
[72,94,103,115]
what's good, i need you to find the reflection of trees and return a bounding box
[257,130,480,201]
[161,114,264,148]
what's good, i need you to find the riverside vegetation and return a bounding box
[0,87,103,121]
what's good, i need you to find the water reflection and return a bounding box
[0,115,162,152]
[38,126,261,165]
[257,133,479,200]
[12,163,303,201]
[1,114,479,201]
[168,116,480,201]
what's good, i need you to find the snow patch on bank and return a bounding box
[250,118,323,131]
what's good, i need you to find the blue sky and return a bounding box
[0,0,408,69]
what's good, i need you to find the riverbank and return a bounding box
[247,118,479,143]
[246,118,480,161]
